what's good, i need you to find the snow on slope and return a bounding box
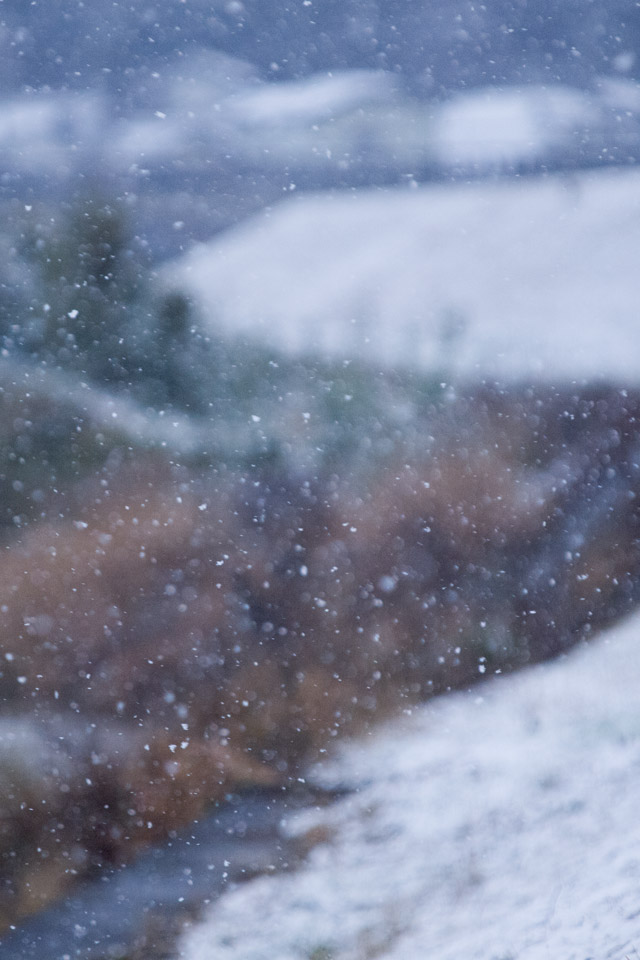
[164,166,640,382]
[233,70,395,126]
[181,613,640,960]
[432,85,597,168]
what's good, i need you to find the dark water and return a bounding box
[0,787,323,960]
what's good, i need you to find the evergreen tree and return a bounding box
[21,195,215,414]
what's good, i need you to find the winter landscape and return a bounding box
[1,2,640,958]
[182,611,640,960]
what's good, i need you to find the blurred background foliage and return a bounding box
[1,1,640,949]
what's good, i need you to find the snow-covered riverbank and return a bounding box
[181,612,640,960]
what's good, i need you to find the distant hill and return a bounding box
[163,164,640,382]
[1,0,639,96]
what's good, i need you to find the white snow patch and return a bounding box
[181,613,640,960]
[433,85,597,167]
[0,358,203,455]
[112,116,186,162]
[164,165,640,382]
[0,92,106,172]
[232,70,395,127]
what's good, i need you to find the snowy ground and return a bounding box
[180,612,640,960]
[164,165,640,383]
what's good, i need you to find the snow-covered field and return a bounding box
[164,165,640,382]
[181,613,640,960]
[431,84,600,168]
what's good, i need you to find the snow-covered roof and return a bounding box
[163,165,640,383]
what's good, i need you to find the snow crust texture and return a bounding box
[181,614,640,960]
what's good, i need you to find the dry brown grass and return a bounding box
[1,382,640,924]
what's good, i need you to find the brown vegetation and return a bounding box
[1,382,640,926]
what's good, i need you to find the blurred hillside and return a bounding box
[0,3,640,956]
[1,0,640,93]
[1,3,640,261]
[162,164,640,382]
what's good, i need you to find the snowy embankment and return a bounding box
[164,165,640,383]
[181,613,640,960]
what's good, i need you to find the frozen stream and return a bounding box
[0,787,325,960]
